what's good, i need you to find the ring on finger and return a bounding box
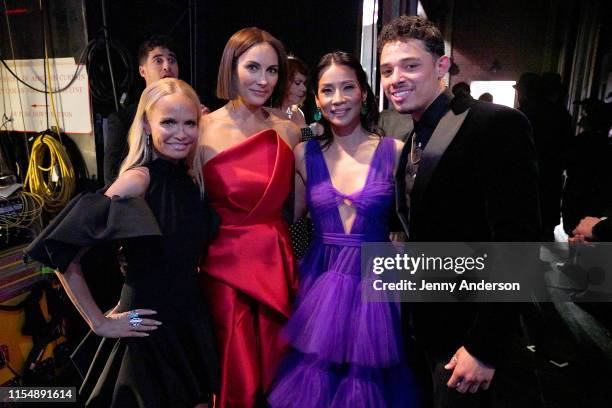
[452,355,458,363]
[127,310,139,319]
[129,317,142,327]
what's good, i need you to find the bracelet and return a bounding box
[301,126,315,142]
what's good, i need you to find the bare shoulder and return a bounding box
[201,108,232,131]
[199,109,237,145]
[205,105,230,121]
[105,167,150,198]
[199,111,217,137]
[267,107,286,121]
[269,114,301,148]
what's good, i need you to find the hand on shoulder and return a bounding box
[105,167,150,198]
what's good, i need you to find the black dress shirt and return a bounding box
[412,90,452,150]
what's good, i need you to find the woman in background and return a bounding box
[273,55,323,143]
[26,78,219,407]
[195,27,300,407]
[277,55,308,127]
[273,55,321,259]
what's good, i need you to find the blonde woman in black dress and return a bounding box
[26,78,219,407]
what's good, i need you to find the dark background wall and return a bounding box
[2,0,610,183]
[5,0,608,120]
[197,1,362,110]
[417,0,611,122]
[0,0,363,182]
[449,0,571,84]
[0,0,87,60]
[85,0,363,114]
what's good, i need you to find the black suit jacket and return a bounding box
[396,96,541,365]
[593,209,612,241]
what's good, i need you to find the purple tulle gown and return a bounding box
[269,137,420,407]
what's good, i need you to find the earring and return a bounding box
[314,107,322,121]
[145,133,153,161]
[361,102,368,116]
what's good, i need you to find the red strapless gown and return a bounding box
[200,129,298,407]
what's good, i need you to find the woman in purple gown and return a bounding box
[268,52,420,407]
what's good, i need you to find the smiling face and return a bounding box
[139,46,179,87]
[315,63,365,133]
[286,72,307,106]
[234,43,279,108]
[145,92,198,162]
[379,39,449,120]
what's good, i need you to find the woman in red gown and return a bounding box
[193,27,300,407]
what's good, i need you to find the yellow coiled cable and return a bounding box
[24,132,75,213]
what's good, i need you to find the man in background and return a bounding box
[104,35,179,185]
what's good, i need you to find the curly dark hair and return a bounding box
[137,35,177,65]
[377,15,444,58]
[310,51,381,149]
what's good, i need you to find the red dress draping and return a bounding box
[200,129,297,407]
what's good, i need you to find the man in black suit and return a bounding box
[378,16,541,406]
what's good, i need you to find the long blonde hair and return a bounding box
[119,78,205,194]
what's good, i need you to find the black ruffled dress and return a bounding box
[25,159,219,407]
